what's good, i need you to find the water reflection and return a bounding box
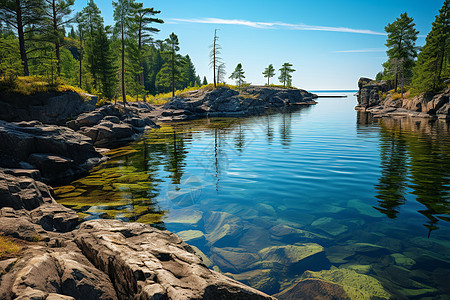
[358,113,450,235]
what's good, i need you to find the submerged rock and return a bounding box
[276,268,390,300]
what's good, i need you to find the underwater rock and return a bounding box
[390,253,416,268]
[311,217,348,236]
[258,243,324,266]
[165,208,203,226]
[274,278,349,300]
[210,247,260,273]
[291,268,390,299]
[347,199,382,218]
[203,211,244,247]
[256,203,277,217]
[177,229,206,244]
[228,269,281,295]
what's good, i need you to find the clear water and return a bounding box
[55,93,450,299]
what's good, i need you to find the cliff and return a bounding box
[356,77,450,119]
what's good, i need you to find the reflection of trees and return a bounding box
[234,123,245,152]
[373,118,450,236]
[265,115,274,144]
[279,112,292,147]
[374,129,408,219]
[165,130,187,185]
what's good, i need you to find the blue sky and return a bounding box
[73,0,443,90]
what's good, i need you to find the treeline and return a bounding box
[0,0,202,102]
[377,0,449,94]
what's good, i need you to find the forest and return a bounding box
[0,0,202,103]
[377,0,449,95]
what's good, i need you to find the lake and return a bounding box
[55,92,450,298]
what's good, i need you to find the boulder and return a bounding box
[0,121,102,185]
[74,220,275,300]
[0,91,96,125]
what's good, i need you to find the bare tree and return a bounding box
[209,29,223,88]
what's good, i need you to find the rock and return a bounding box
[356,78,450,119]
[258,243,324,266]
[390,253,416,268]
[0,121,102,185]
[155,86,317,121]
[74,220,275,299]
[30,204,79,232]
[203,211,244,247]
[210,247,260,272]
[0,247,117,300]
[0,91,96,125]
[229,269,280,295]
[165,208,203,225]
[274,278,349,300]
[177,229,206,244]
[347,199,382,218]
[311,217,348,236]
[269,224,326,243]
[287,268,391,299]
[256,203,277,217]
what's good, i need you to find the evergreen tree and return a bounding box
[217,63,226,84]
[182,55,197,87]
[0,0,43,75]
[412,0,449,93]
[202,76,208,85]
[229,63,245,88]
[130,2,162,100]
[156,33,182,96]
[278,63,295,87]
[383,12,419,92]
[95,25,117,99]
[113,0,133,106]
[263,64,275,85]
[209,29,222,88]
[42,0,75,76]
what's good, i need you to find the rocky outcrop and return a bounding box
[356,77,450,119]
[0,169,275,300]
[150,86,317,122]
[0,91,97,125]
[0,120,103,185]
[67,104,158,148]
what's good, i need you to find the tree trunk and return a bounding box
[52,0,61,77]
[138,21,146,102]
[213,30,216,88]
[79,30,83,88]
[267,76,269,86]
[171,45,175,97]
[121,23,127,107]
[16,0,29,76]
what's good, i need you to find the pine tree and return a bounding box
[95,25,117,99]
[383,12,419,92]
[209,29,222,88]
[79,0,103,89]
[156,33,182,96]
[130,2,162,101]
[278,63,295,87]
[42,0,75,76]
[0,0,43,75]
[412,0,449,93]
[229,63,245,89]
[202,76,208,86]
[182,55,197,88]
[263,64,275,85]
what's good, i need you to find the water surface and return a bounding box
[55,93,450,298]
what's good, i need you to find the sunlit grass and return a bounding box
[0,76,90,98]
[0,235,21,259]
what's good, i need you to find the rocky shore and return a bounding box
[0,85,320,299]
[356,77,450,119]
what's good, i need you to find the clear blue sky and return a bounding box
[73,0,443,90]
